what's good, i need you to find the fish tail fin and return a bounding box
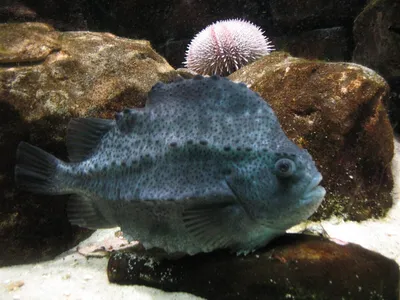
[15,142,65,195]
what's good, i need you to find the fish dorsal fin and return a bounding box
[146,75,273,116]
[66,118,114,162]
[67,194,117,229]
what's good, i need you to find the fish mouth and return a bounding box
[300,173,326,205]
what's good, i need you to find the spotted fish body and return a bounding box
[15,76,325,255]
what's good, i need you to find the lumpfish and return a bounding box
[15,75,325,255]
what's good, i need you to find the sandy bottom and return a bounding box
[1,139,400,300]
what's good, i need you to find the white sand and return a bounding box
[0,228,203,300]
[1,139,400,300]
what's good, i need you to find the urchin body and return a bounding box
[184,19,274,76]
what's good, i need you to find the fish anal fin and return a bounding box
[66,118,114,162]
[67,194,116,229]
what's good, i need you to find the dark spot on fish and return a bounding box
[223,146,231,151]
[169,142,178,148]
[245,147,252,152]
[121,161,127,167]
[145,153,151,158]
[187,140,194,145]
[199,140,208,146]
[222,168,232,175]
[111,161,116,166]
[237,147,242,151]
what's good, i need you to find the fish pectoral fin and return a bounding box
[66,118,115,162]
[67,194,117,229]
[182,202,239,251]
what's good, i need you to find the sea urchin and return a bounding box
[184,19,274,76]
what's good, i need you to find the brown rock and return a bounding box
[229,52,394,221]
[0,22,60,63]
[352,0,400,79]
[0,22,178,265]
[107,234,400,300]
[0,2,38,23]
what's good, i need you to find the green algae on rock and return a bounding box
[229,52,394,221]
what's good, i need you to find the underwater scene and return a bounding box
[0,0,400,299]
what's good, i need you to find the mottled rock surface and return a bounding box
[108,234,400,300]
[0,22,177,266]
[230,52,394,221]
[0,22,60,63]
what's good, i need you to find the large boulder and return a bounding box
[0,22,177,265]
[230,52,394,221]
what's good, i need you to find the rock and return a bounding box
[107,234,400,300]
[229,52,394,221]
[352,0,400,79]
[268,0,367,34]
[273,27,351,62]
[352,0,400,132]
[0,2,38,23]
[0,22,178,265]
[0,22,60,63]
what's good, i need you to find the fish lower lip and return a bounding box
[301,173,325,205]
[306,173,323,192]
[301,186,326,204]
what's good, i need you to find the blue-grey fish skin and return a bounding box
[15,75,325,255]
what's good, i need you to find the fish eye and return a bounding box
[274,158,296,178]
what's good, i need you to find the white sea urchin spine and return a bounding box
[184,19,274,76]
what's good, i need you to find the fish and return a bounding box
[14,75,326,255]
